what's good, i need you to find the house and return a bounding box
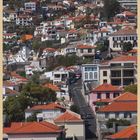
[89,83,123,111]
[76,44,96,59]
[54,110,85,140]
[108,28,137,52]
[3,121,64,140]
[66,29,79,41]
[42,83,69,100]
[16,15,33,26]
[3,33,17,39]
[115,11,136,23]
[3,81,19,100]
[105,124,137,140]
[24,2,36,11]
[97,92,137,125]
[99,55,137,86]
[25,102,66,122]
[81,64,100,101]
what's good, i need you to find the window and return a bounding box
[94,72,97,79]
[105,113,109,118]
[89,72,93,80]
[54,74,60,78]
[103,79,107,83]
[106,93,110,98]
[80,49,83,53]
[124,112,132,118]
[97,93,101,99]
[113,92,120,98]
[115,113,119,119]
[85,72,88,80]
[88,49,92,53]
[103,71,107,76]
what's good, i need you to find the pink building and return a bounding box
[89,83,123,112]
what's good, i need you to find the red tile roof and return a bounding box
[106,124,137,139]
[110,55,137,62]
[92,84,122,92]
[122,11,136,16]
[26,102,65,111]
[10,72,28,82]
[128,49,137,53]
[3,81,17,87]
[43,48,56,52]
[97,101,137,112]
[4,121,61,134]
[114,92,137,102]
[42,83,60,91]
[110,28,136,36]
[77,44,96,49]
[94,98,112,103]
[54,110,83,122]
[5,88,18,95]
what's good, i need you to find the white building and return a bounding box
[24,2,36,11]
[16,15,33,26]
[117,0,137,12]
[109,28,137,52]
[25,102,66,122]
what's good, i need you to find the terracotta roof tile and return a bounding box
[77,44,96,49]
[27,102,65,111]
[94,98,112,103]
[110,55,137,62]
[122,11,136,16]
[97,101,137,112]
[92,84,122,92]
[114,92,137,102]
[110,28,136,36]
[42,83,60,91]
[4,121,61,134]
[54,110,83,122]
[5,88,18,95]
[128,49,137,53]
[106,124,137,139]
[3,81,17,87]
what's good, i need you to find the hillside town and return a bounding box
[3,0,137,140]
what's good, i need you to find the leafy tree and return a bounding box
[122,42,133,52]
[70,104,80,114]
[124,84,137,95]
[103,0,122,20]
[3,93,32,122]
[26,113,37,122]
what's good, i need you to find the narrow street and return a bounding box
[69,79,98,140]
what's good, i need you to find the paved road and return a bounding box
[69,79,98,140]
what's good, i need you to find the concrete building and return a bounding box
[99,55,137,86]
[24,2,36,11]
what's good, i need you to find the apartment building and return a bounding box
[99,55,137,86]
[108,28,137,52]
[117,0,137,12]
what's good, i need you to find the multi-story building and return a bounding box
[16,15,33,26]
[117,0,137,12]
[24,2,36,11]
[108,28,137,52]
[99,55,137,86]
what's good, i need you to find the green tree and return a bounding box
[26,113,37,122]
[122,42,133,52]
[103,0,121,20]
[124,84,137,95]
[70,104,80,114]
[3,93,32,122]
